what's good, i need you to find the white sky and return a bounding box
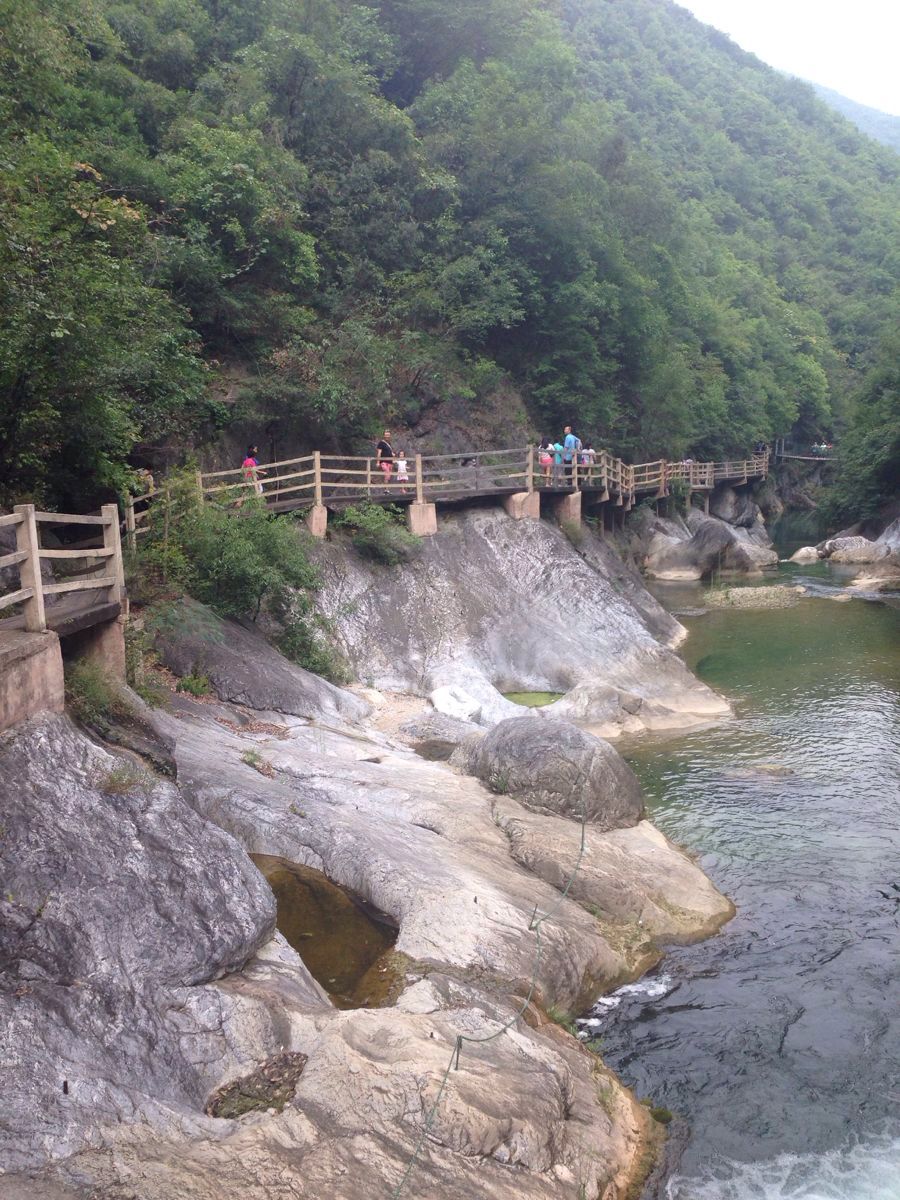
[676,0,900,116]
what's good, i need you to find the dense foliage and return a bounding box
[1,0,898,510]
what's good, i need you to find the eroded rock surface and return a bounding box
[0,668,733,1200]
[316,506,727,735]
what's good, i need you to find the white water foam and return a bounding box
[576,973,675,1036]
[667,1130,900,1200]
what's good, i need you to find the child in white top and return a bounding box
[395,451,409,492]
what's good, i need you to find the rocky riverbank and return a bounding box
[0,516,738,1200]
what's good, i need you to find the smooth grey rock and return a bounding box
[399,709,481,759]
[0,688,733,1200]
[454,715,644,830]
[709,485,759,528]
[789,545,820,563]
[153,598,370,723]
[0,713,275,1171]
[315,507,727,735]
[876,517,900,553]
[429,683,482,724]
[644,512,777,579]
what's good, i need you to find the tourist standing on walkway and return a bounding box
[563,426,580,485]
[395,449,409,493]
[375,430,395,485]
[552,439,564,485]
[241,445,266,495]
[539,437,553,484]
[581,440,596,482]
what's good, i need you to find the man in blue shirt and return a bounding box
[563,426,577,485]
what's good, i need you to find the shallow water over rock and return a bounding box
[590,566,900,1199]
[252,854,398,1008]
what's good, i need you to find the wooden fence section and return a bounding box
[193,446,768,513]
[0,505,124,631]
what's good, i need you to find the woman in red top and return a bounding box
[242,445,266,495]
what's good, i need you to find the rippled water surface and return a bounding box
[595,568,900,1198]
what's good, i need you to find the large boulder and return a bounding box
[644,512,777,579]
[789,545,819,563]
[454,715,644,830]
[817,535,888,564]
[0,714,275,1169]
[154,598,370,723]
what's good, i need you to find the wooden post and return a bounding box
[102,504,125,606]
[415,453,424,504]
[572,458,579,491]
[366,458,372,498]
[526,445,534,492]
[313,451,323,505]
[125,497,136,553]
[195,469,204,503]
[656,460,668,498]
[13,504,46,633]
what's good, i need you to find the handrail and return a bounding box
[149,445,770,520]
[0,504,124,631]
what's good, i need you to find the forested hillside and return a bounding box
[1,0,898,511]
[810,83,900,156]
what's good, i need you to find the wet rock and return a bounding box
[0,664,734,1200]
[154,598,370,724]
[453,715,644,830]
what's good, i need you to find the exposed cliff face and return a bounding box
[316,506,729,736]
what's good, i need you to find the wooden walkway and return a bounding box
[0,505,125,631]
[193,446,770,516]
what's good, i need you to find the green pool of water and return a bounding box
[503,691,564,707]
[252,854,398,1008]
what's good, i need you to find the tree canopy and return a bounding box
[0,0,897,509]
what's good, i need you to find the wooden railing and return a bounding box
[0,504,124,632]
[190,446,768,511]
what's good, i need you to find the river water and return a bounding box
[589,565,900,1199]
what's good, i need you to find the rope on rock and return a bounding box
[390,807,588,1198]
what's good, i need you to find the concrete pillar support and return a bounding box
[0,630,64,732]
[552,491,582,526]
[407,502,437,537]
[502,491,540,520]
[305,505,328,539]
[68,617,127,682]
